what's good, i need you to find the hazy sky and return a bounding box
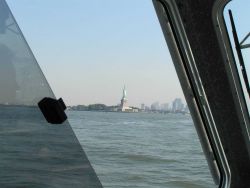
[5,0,250,107]
[225,0,250,107]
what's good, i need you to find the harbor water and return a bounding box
[68,111,215,188]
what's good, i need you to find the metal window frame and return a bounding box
[153,0,250,187]
[213,0,250,146]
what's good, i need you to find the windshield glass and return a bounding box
[0,1,102,187]
[224,0,250,113]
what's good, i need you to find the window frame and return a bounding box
[154,0,250,187]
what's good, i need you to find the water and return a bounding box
[68,111,215,188]
[0,106,102,188]
[0,106,214,188]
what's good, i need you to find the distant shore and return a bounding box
[67,103,139,112]
[67,104,189,114]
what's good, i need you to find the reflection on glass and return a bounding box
[0,0,53,106]
[0,44,17,104]
[0,1,102,187]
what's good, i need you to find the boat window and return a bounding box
[224,0,250,114]
[0,1,102,187]
[4,0,216,187]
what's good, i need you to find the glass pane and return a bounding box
[224,0,250,112]
[6,0,216,187]
[0,1,102,187]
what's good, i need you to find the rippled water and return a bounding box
[0,106,102,188]
[68,111,215,188]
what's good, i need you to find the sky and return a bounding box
[224,0,250,107]
[5,0,250,107]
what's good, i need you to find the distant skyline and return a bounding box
[6,1,249,106]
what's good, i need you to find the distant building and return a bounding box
[172,98,184,112]
[161,103,170,111]
[151,102,160,111]
[184,104,190,114]
[145,106,150,111]
[141,103,145,110]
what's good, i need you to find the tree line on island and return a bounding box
[68,104,140,112]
